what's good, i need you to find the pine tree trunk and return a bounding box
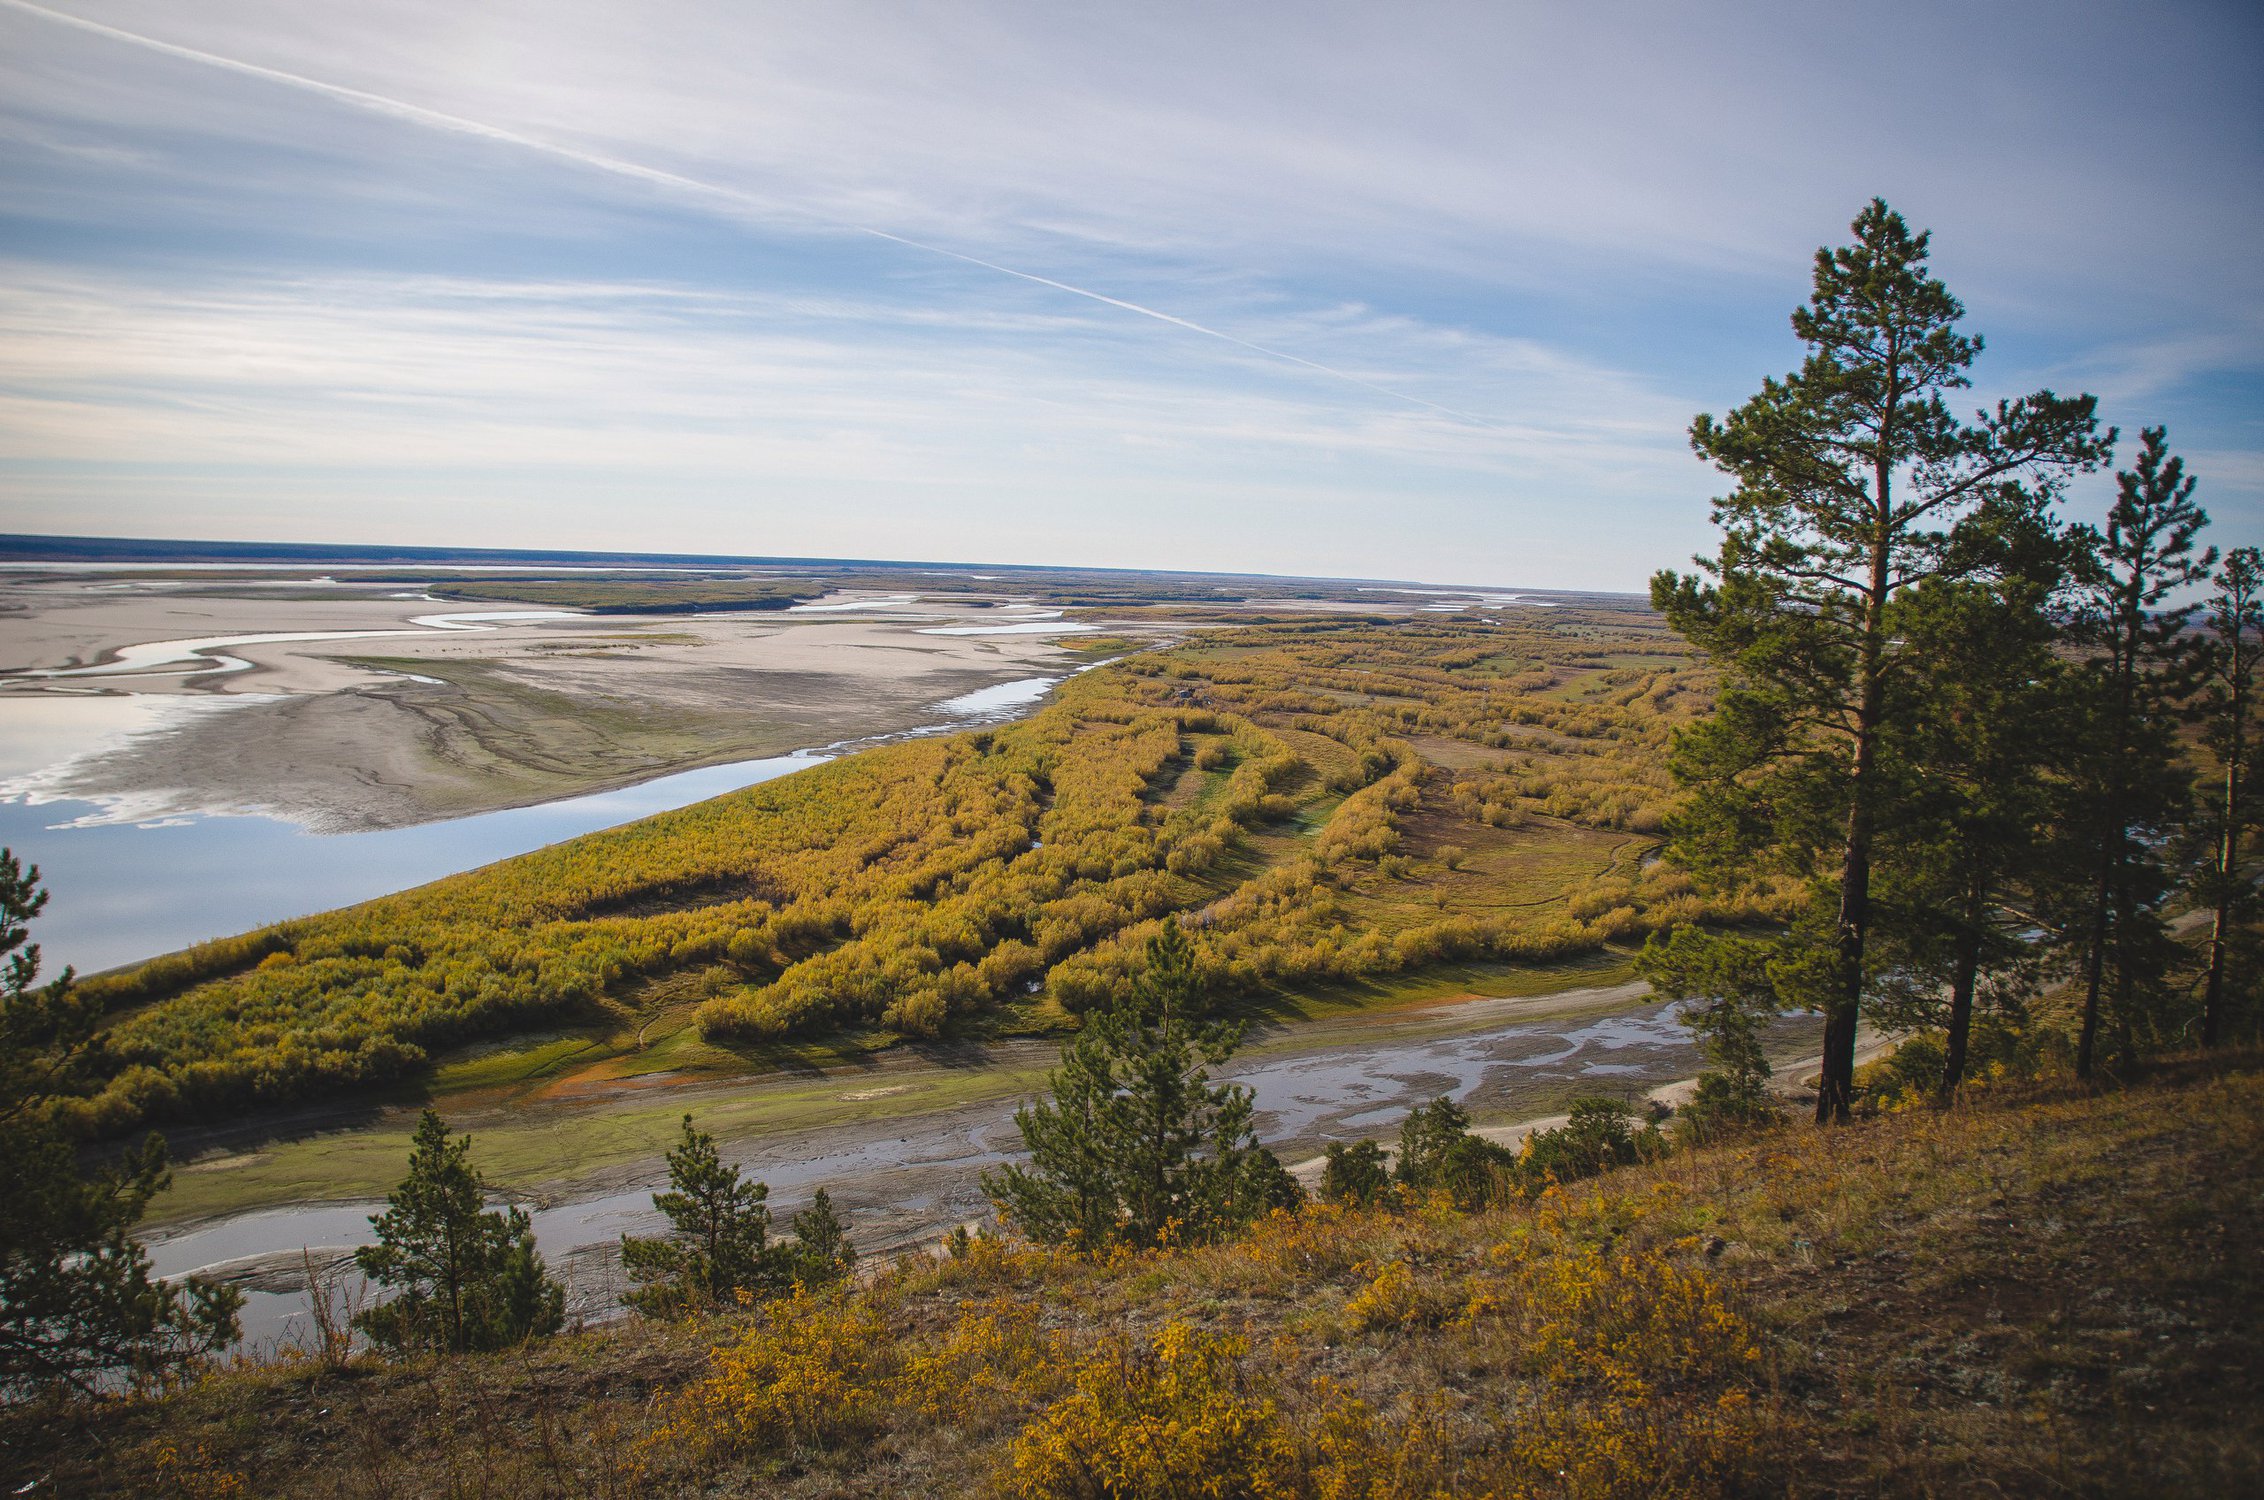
[2202,905,2229,1049]
[1821,833,1868,1124]
[2076,856,2112,1080]
[2202,722,2243,1048]
[1819,490,1894,1124]
[2078,595,2144,1081]
[1939,890,1986,1103]
[2113,935,2137,1071]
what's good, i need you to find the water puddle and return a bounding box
[929,677,1058,717]
[917,621,1097,637]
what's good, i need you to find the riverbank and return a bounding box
[142,957,1648,1227]
[139,962,1861,1352]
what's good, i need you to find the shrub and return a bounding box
[1502,1245,1773,1497]
[656,1286,889,1456]
[1000,1323,1285,1499]
[1319,1139,1390,1207]
[1344,1259,1427,1331]
[1516,1097,1661,1195]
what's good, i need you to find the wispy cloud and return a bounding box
[0,0,1507,428]
[0,0,2256,578]
[0,263,1708,581]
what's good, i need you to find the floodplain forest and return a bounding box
[65,604,1740,1131]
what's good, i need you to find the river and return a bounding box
[0,674,1062,974]
[139,989,1829,1356]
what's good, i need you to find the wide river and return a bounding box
[0,675,1057,974]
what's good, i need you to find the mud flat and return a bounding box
[140,976,1851,1352]
[0,576,1122,831]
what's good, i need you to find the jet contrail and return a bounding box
[2,0,1499,428]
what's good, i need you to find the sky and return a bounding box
[0,0,2258,591]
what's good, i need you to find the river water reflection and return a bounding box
[0,750,831,974]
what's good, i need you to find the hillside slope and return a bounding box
[8,1058,2256,1497]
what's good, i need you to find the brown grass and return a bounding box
[8,1055,2256,1497]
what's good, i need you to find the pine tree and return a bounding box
[1517,1098,1651,1192]
[2060,429,2213,1077]
[2194,546,2261,1047]
[1636,925,1782,1133]
[784,1188,856,1288]
[620,1115,779,1316]
[0,851,241,1399]
[983,924,1298,1251]
[1393,1095,1516,1208]
[1868,500,2077,1096]
[1319,1139,1390,1207]
[353,1110,564,1353]
[1654,199,2110,1120]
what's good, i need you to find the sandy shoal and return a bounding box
[0,581,1128,830]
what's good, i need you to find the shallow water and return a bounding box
[0,751,830,973]
[785,594,919,613]
[929,676,1057,716]
[918,620,1097,637]
[21,610,585,681]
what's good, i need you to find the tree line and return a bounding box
[1644,199,2258,1122]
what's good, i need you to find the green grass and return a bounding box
[152,1055,1047,1225]
[429,1034,605,1092]
[1235,948,1640,1027]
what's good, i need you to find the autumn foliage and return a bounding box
[66,609,1757,1133]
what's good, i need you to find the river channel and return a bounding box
[142,988,1831,1354]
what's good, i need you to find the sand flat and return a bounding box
[0,578,1115,829]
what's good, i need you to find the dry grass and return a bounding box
[9,1057,2257,1497]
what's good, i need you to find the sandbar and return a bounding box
[0,576,1129,831]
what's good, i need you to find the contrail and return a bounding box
[1,0,1498,428]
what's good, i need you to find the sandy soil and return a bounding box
[0,577,1122,830]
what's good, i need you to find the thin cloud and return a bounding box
[0,0,1501,429]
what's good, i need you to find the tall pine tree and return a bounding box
[353,1110,564,1353]
[1654,200,2109,1120]
[620,1115,780,1316]
[1868,498,2077,1097]
[0,851,241,1399]
[2060,429,2212,1077]
[2193,547,2260,1048]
